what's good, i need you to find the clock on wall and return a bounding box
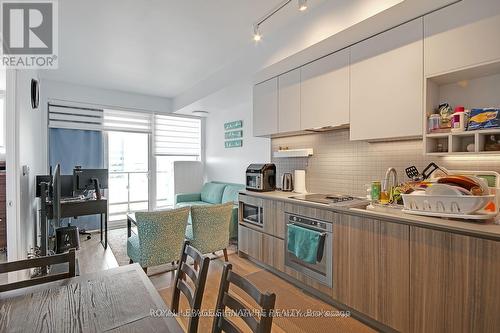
[31,78,39,109]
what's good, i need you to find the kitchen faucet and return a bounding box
[383,167,398,192]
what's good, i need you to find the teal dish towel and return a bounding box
[287,224,322,264]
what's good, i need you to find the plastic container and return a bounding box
[428,114,441,132]
[401,193,496,215]
[451,106,466,132]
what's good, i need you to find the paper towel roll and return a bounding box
[294,170,307,193]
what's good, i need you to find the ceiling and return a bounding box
[40,0,329,99]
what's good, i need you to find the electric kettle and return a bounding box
[281,173,293,192]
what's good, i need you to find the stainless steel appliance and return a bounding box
[240,199,264,228]
[290,193,369,207]
[284,213,333,287]
[246,164,276,192]
[281,172,293,192]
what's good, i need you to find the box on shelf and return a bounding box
[468,108,499,131]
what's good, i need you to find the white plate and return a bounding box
[425,184,468,196]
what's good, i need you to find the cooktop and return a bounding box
[289,194,368,207]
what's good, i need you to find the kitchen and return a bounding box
[239,0,500,332]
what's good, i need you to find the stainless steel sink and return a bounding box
[365,203,404,214]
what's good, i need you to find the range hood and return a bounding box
[304,124,349,132]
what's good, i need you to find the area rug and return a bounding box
[107,228,236,276]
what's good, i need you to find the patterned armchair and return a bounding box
[127,207,190,272]
[185,203,233,261]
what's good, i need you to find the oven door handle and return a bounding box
[287,223,327,236]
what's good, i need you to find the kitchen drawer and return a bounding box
[283,203,334,222]
[238,194,263,207]
[263,199,285,239]
[238,225,284,272]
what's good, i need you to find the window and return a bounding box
[47,102,203,224]
[108,131,150,222]
[101,108,153,222]
[154,115,202,208]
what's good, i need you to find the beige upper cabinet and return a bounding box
[300,49,350,130]
[424,0,500,77]
[253,77,278,137]
[278,68,301,133]
[350,18,423,141]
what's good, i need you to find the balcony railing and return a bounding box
[108,171,148,222]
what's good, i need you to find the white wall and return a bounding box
[40,79,172,113]
[205,99,270,184]
[8,70,46,259]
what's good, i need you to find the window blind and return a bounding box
[48,104,104,131]
[103,109,151,133]
[154,115,201,157]
[49,104,152,133]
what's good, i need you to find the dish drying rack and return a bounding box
[401,170,500,220]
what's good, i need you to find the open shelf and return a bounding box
[424,60,500,156]
[273,148,314,158]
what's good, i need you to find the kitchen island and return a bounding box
[238,190,500,333]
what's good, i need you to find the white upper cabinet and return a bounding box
[424,0,500,77]
[253,77,278,137]
[350,18,423,141]
[300,49,350,130]
[278,69,301,133]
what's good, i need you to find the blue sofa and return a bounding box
[175,181,245,239]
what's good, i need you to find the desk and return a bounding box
[127,212,137,238]
[0,264,183,333]
[42,198,108,256]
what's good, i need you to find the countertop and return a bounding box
[239,190,500,241]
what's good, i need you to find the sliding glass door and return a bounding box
[107,131,150,223]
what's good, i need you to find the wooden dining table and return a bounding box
[0,264,183,332]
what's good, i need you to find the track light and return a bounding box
[298,0,308,11]
[252,0,307,41]
[253,25,262,42]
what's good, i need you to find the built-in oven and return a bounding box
[284,213,333,287]
[240,196,264,228]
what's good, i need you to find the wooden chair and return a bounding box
[0,249,76,292]
[170,241,210,333]
[212,263,276,333]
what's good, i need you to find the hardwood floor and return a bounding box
[77,234,375,333]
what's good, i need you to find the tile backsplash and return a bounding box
[272,129,500,197]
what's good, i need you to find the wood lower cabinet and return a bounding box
[238,225,284,272]
[240,196,500,332]
[410,227,500,333]
[333,214,410,333]
[263,199,285,239]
